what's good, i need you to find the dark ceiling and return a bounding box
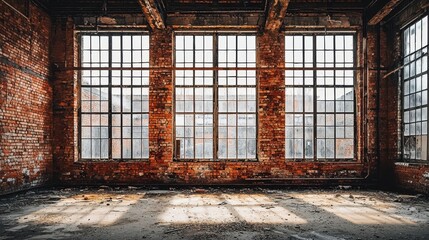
[42,0,379,16]
[48,0,143,15]
[46,0,267,15]
[32,0,406,28]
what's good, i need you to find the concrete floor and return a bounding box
[0,187,428,240]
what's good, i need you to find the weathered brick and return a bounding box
[2,2,427,194]
[0,1,52,194]
[378,0,429,194]
[48,14,373,187]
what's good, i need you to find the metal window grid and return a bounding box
[285,34,356,161]
[79,33,150,161]
[401,15,429,162]
[174,34,257,161]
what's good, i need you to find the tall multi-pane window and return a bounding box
[402,16,428,161]
[175,34,257,160]
[80,34,149,160]
[285,34,355,160]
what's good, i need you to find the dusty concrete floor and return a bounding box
[0,187,428,240]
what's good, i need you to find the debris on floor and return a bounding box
[0,188,428,240]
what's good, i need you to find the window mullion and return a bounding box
[301,39,306,160]
[108,35,113,160]
[89,36,93,159]
[401,30,406,161]
[120,36,123,160]
[214,34,219,161]
[79,35,83,160]
[130,36,134,160]
[333,35,337,160]
[424,22,429,161]
[193,35,196,159]
[353,33,358,161]
[235,36,239,160]
[313,35,317,161]
[324,36,328,160]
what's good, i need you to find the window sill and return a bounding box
[77,159,150,163]
[395,161,429,167]
[173,159,259,162]
[285,159,358,163]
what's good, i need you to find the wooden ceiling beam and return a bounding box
[264,0,290,32]
[368,0,402,25]
[138,0,165,30]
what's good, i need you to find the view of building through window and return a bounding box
[285,34,355,160]
[80,34,150,160]
[79,33,356,161]
[175,35,257,160]
[402,16,429,161]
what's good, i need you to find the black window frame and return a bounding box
[285,32,357,162]
[78,32,150,161]
[400,14,429,163]
[173,32,258,162]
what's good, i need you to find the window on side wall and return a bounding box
[80,34,150,160]
[285,33,355,161]
[402,16,429,162]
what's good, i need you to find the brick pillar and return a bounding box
[379,24,401,188]
[51,18,78,181]
[257,31,285,163]
[149,29,174,177]
[366,26,381,177]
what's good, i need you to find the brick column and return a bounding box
[149,29,174,176]
[257,31,285,163]
[51,18,78,181]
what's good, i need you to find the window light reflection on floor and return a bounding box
[290,193,417,225]
[158,193,307,224]
[17,195,137,227]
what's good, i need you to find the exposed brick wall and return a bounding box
[51,17,78,182]
[258,31,285,164]
[355,27,380,177]
[379,0,429,194]
[394,163,429,194]
[1,3,427,193]
[379,24,400,189]
[2,0,428,194]
[0,1,52,194]
[49,13,375,186]
[366,26,380,165]
[148,29,174,179]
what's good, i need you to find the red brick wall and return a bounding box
[50,14,376,186]
[0,1,52,194]
[0,0,427,194]
[258,31,285,164]
[51,18,79,183]
[379,0,429,194]
[394,163,429,193]
[366,26,380,167]
[379,24,400,189]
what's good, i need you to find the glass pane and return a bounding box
[286,34,355,160]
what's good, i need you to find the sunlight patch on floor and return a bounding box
[169,194,224,206]
[291,193,418,225]
[17,194,138,227]
[159,206,237,223]
[233,206,307,224]
[158,193,307,224]
[221,194,277,206]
